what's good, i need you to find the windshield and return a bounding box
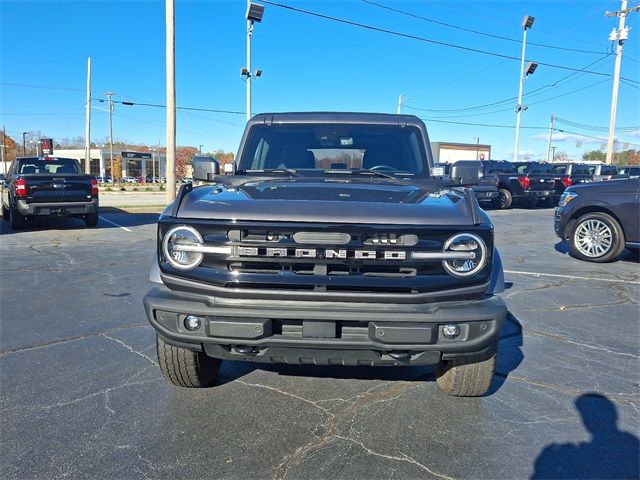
[17,158,79,174]
[238,123,428,176]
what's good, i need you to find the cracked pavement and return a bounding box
[1,208,638,479]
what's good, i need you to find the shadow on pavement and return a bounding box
[531,393,640,479]
[489,312,524,395]
[554,241,640,264]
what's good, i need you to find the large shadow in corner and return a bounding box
[531,393,640,479]
[487,312,524,395]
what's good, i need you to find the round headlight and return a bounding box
[162,226,204,270]
[442,233,487,277]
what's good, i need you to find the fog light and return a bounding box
[184,315,202,331]
[442,323,461,339]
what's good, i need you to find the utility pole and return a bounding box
[105,92,115,181]
[85,57,92,174]
[475,137,480,160]
[514,16,535,162]
[551,146,557,161]
[22,132,27,156]
[166,0,177,201]
[396,94,402,114]
[546,114,555,162]
[605,0,639,164]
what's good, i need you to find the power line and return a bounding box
[553,127,640,146]
[261,1,634,81]
[360,0,607,55]
[95,98,245,115]
[404,54,613,113]
[419,117,548,129]
[555,117,640,132]
[0,82,83,92]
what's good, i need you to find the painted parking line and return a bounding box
[505,270,640,285]
[99,216,132,232]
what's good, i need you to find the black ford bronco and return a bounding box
[144,113,507,396]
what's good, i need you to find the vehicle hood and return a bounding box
[175,177,482,225]
[567,177,638,195]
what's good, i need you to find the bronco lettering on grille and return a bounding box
[235,247,406,260]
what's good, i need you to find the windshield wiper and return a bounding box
[325,167,409,181]
[239,168,300,177]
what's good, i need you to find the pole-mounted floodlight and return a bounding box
[524,62,538,76]
[522,15,535,29]
[246,3,264,23]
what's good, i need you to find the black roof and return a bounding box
[248,112,425,127]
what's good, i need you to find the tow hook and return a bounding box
[388,351,411,360]
[234,345,258,355]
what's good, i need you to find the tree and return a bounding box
[582,150,606,162]
[554,151,568,163]
[176,146,198,178]
[214,149,235,167]
[1,132,19,165]
[112,157,122,180]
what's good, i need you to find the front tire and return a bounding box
[435,348,496,397]
[493,189,512,209]
[84,211,99,227]
[569,212,625,263]
[156,334,221,387]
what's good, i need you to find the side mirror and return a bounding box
[450,160,482,186]
[192,156,220,182]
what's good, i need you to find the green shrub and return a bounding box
[132,187,139,191]
[105,187,113,192]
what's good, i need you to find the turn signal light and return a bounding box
[518,176,530,189]
[561,177,572,188]
[91,178,99,196]
[15,178,27,198]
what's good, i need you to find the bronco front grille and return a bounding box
[159,221,493,295]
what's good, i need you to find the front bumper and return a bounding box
[474,190,499,202]
[522,189,558,201]
[17,199,98,216]
[143,286,507,366]
[554,205,572,239]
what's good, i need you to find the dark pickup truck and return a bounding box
[143,112,507,397]
[434,161,499,205]
[1,157,99,229]
[549,163,593,197]
[555,177,639,262]
[482,160,557,209]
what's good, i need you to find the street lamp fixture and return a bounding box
[246,2,264,23]
[524,62,538,76]
[522,15,535,29]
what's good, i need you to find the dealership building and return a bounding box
[53,148,167,178]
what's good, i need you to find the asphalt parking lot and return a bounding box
[1,206,638,479]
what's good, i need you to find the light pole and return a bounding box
[22,132,28,156]
[105,92,115,180]
[513,15,536,162]
[199,144,203,154]
[243,2,265,123]
[551,146,557,161]
[474,137,480,160]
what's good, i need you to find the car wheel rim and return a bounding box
[574,219,613,258]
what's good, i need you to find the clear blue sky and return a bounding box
[1,0,639,160]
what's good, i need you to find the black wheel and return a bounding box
[9,206,25,230]
[435,346,496,397]
[493,189,512,209]
[84,211,99,227]
[156,334,221,387]
[569,212,625,263]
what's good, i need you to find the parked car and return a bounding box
[435,162,499,205]
[587,164,618,182]
[481,160,557,209]
[144,112,507,397]
[123,176,138,183]
[0,173,5,186]
[617,165,640,177]
[554,177,639,262]
[1,156,99,229]
[550,163,592,196]
[96,176,111,183]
